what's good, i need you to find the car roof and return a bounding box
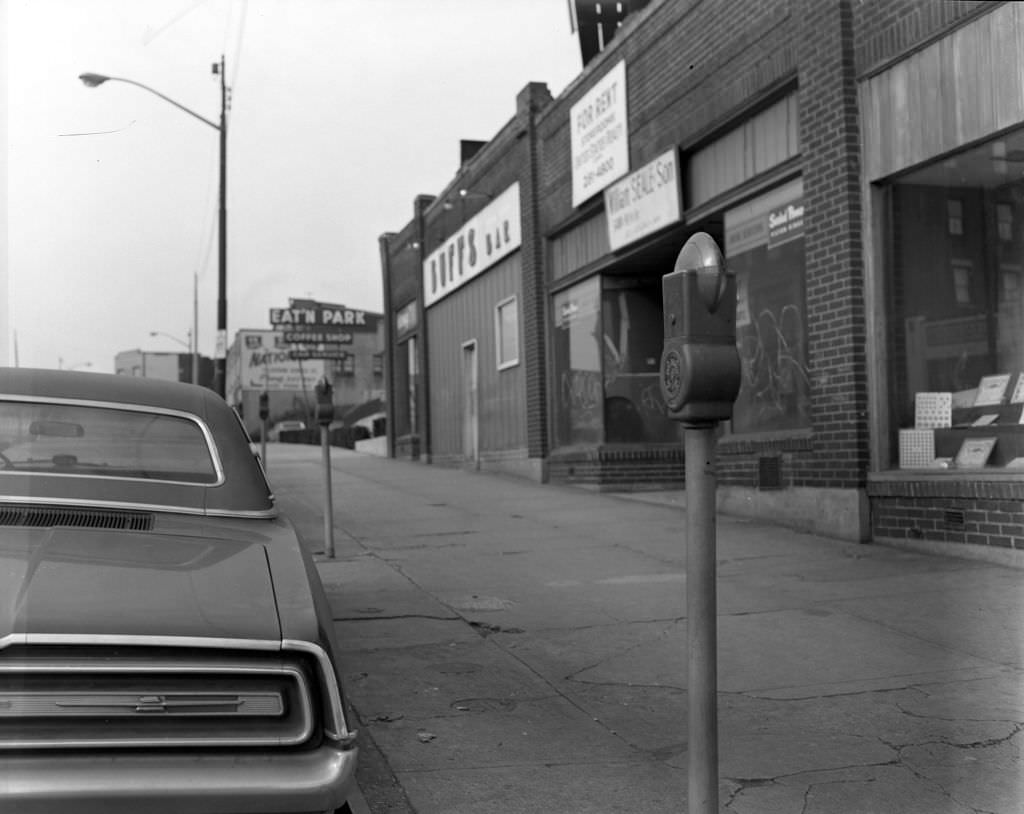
[1,368,275,517]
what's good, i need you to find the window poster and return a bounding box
[724,179,810,433]
[552,278,603,447]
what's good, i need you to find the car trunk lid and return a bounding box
[0,526,281,642]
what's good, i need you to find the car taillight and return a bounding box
[0,651,315,749]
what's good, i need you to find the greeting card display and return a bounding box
[954,437,997,468]
[1011,373,1024,405]
[913,392,952,428]
[973,374,1011,407]
[898,429,935,468]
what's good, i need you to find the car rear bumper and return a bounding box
[2,743,358,814]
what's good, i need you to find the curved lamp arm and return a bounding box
[79,73,219,131]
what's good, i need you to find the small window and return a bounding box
[337,355,355,377]
[952,260,972,305]
[495,296,519,370]
[997,203,1014,242]
[372,353,384,376]
[947,199,963,236]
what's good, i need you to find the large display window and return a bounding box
[551,275,682,448]
[885,131,1024,471]
[552,279,603,447]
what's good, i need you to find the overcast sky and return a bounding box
[4,0,583,373]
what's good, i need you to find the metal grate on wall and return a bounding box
[943,508,966,529]
[758,455,783,490]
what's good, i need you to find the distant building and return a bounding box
[114,349,214,386]
[226,300,385,438]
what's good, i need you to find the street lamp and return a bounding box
[79,60,229,397]
[150,330,197,385]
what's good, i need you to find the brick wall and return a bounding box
[852,0,998,77]
[538,0,797,227]
[870,477,1024,550]
[795,0,869,490]
[518,84,553,461]
[548,446,685,487]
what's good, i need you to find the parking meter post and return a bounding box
[320,424,334,559]
[314,379,335,559]
[658,232,740,814]
[686,423,719,813]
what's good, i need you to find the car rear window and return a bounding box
[0,400,219,484]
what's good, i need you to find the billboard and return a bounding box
[235,330,327,391]
[269,302,380,333]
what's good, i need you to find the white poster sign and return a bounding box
[423,183,521,307]
[604,149,681,251]
[570,60,629,207]
[237,331,326,391]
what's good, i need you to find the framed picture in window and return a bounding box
[954,437,997,468]
[1010,373,1024,405]
[973,374,1011,406]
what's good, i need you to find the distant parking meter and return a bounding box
[659,232,741,427]
[314,378,336,558]
[258,392,269,420]
[314,379,335,426]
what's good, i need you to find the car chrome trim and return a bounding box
[283,639,355,745]
[0,394,226,486]
[0,638,317,749]
[0,495,278,519]
[0,633,281,651]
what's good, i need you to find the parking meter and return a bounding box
[258,392,269,420]
[659,232,741,427]
[314,379,334,426]
[314,378,336,558]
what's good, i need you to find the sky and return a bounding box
[4,0,583,373]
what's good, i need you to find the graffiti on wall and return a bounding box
[737,303,811,427]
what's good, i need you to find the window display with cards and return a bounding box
[886,132,1024,472]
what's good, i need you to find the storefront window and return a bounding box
[724,179,811,434]
[552,275,684,447]
[552,278,603,446]
[602,280,680,443]
[886,132,1024,470]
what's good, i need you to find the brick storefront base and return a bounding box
[547,445,686,490]
[868,474,1024,565]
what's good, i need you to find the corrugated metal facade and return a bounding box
[425,253,526,463]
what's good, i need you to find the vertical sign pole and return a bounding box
[321,424,335,559]
[686,424,719,814]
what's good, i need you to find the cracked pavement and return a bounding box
[266,445,1024,813]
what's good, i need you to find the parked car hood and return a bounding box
[0,527,281,642]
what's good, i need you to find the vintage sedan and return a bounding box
[0,368,358,814]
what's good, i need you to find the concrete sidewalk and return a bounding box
[263,444,1024,814]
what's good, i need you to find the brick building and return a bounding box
[380,0,1024,558]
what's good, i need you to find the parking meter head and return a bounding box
[314,379,334,426]
[659,232,742,426]
[258,391,269,420]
